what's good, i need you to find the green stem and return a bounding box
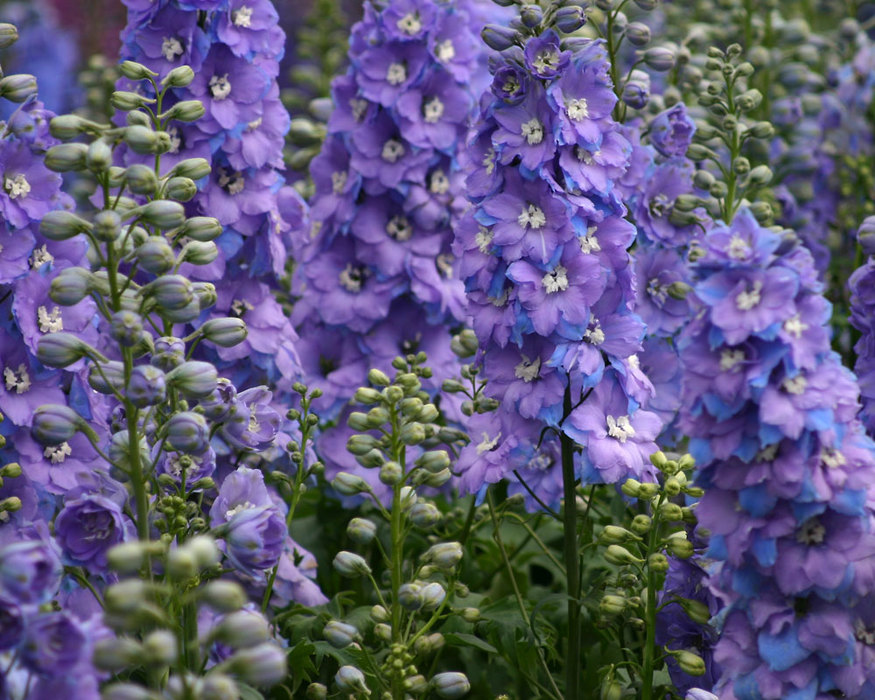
[641,497,663,700]
[560,386,580,700]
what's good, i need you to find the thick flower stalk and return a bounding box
[678,208,875,698]
[291,0,489,490]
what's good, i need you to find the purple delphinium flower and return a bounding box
[678,208,875,697]
[53,491,136,574]
[649,103,696,158]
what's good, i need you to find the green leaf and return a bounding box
[237,683,265,700]
[444,632,498,655]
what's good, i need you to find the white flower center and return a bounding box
[161,37,184,61]
[728,235,751,260]
[386,62,407,85]
[397,12,421,35]
[783,314,808,339]
[521,118,544,145]
[3,364,30,394]
[339,264,365,293]
[796,518,826,545]
[4,173,29,199]
[331,170,347,194]
[514,355,541,383]
[350,98,368,122]
[483,147,496,175]
[436,253,453,278]
[30,244,53,269]
[382,139,405,163]
[231,299,254,317]
[782,375,807,395]
[628,354,640,370]
[429,169,449,194]
[584,319,605,345]
[246,116,262,132]
[489,290,509,307]
[218,169,245,194]
[756,443,779,462]
[719,348,745,371]
[248,411,260,434]
[647,278,668,305]
[44,442,72,464]
[735,281,763,310]
[166,126,181,154]
[606,415,635,442]
[423,97,444,123]
[820,447,846,469]
[518,204,546,230]
[209,74,232,100]
[436,39,455,62]
[225,501,257,521]
[541,265,569,294]
[386,215,412,241]
[233,5,253,27]
[580,226,601,254]
[476,431,500,455]
[855,619,875,645]
[576,146,598,165]
[566,97,589,121]
[475,227,493,254]
[533,50,560,74]
[37,305,63,334]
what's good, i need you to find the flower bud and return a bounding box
[0,73,36,102]
[119,60,157,81]
[367,368,391,386]
[555,6,586,33]
[127,365,167,408]
[225,643,287,686]
[138,200,186,229]
[216,610,270,648]
[424,468,452,487]
[323,620,359,648]
[88,360,125,394]
[401,421,426,445]
[622,80,649,109]
[398,583,423,610]
[666,536,695,559]
[420,582,446,610]
[379,460,403,485]
[334,666,368,694]
[179,240,218,266]
[333,551,371,577]
[625,22,651,46]
[604,545,643,566]
[460,607,480,623]
[0,24,18,48]
[746,165,773,186]
[346,433,379,456]
[40,209,92,239]
[347,517,377,545]
[451,329,479,358]
[166,411,209,453]
[122,163,159,195]
[143,629,177,665]
[125,125,160,154]
[102,684,162,700]
[415,450,450,474]
[36,333,90,368]
[425,542,462,570]
[371,605,389,623]
[405,675,429,693]
[145,274,194,310]
[178,215,222,241]
[482,25,518,51]
[644,47,675,71]
[160,99,205,122]
[408,502,441,529]
[675,650,706,676]
[49,267,93,305]
[648,552,669,573]
[94,637,144,671]
[31,404,85,445]
[659,502,684,521]
[202,580,248,612]
[600,594,627,615]
[162,65,196,88]
[599,526,637,545]
[171,158,211,181]
[166,361,218,398]
[332,472,369,495]
[748,120,775,139]
[152,336,186,370]
[432,672,470,699]
[201,674,239,700]
[86,139,114,172]
[164,176,198,202]
[638,482,659,499]
[519,4,542,27]
[306,683,328,700]
[354,387,383,404]
[634,0,657,9]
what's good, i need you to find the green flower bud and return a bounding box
[346,517,377,545]
[673,194,700,212]
[747,164,773,186]
[161,65,195,88]
[164,176,198,202]
[666,536,695,559]
[143,629,177,665]
[107,542,148,573]
[45,142,88,172]
[200,317,247,347]
[631,514,652,535]
[306,683,328,700]
[637,482,659,499]
[659,502,684,521]
[334,666,368,694]
[91,210,121,242]
[404,675,429,693]
[425,542,463,570]
[356,448,384,469]
[38,211,91,242]
[600,525,637,544]
[675,650,706,676]
[36,332,91,368]
[621,478,642,497]
[333,551,371,577]
[224,643,287,687]
[32,404,87,446]
[185,535,220,568]
[398,583,424,610]
[354,387,383,404]
[692,170,715,190]
[432,672,470,699]
[0,74,36,102]
[664,476,682,496]
[333,472,369,495]
[324,620,359,648]
[138,200,186,228]
[179,240,218,265]
[408,502,441,528]
[166,361,218,398]
[93,637,144,671]
[125,125,160,154]
[122,163,159,195]
[201,580,248,612]
[648,552,669,573]
[401,422,426,445]
[0,463,20,478]
[421,582,446,610]
[167,547,198,580]
[347,433,379,456]
[385,385,404,403]
[102,684,161,700]
[160,99,205,122]
[371,605,389,622]
[599,594,627,615]
[145,274,194,310]
[605,545,644,566]
[201,674,239,700]
[347,412,371,432]
[0,24,18,49]
[644,46,675,71]
[625,21,650,46]
[415,450,450,474]
[368,368,391,386]
[749,120,775,139]
[119,60,157,81]
[170,158,211,181]
[215,610,270,648]
[111,90,156,112]
[451,329,479,358]
[678,597,711,624]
